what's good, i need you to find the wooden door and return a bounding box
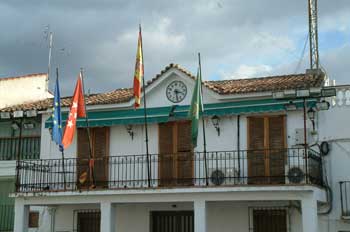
[77,127,109,188]
[268,117,286,184]
[77,128,91,188]
[248,117,265,184]
[159,122,175,186]
[151,211,194,232]
[248,116,286,184]
[253,209,287,232]
[158,121,193,187]
[176,121,193,186]
[92,127,109,188]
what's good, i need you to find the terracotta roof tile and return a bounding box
[0,88,133,112]
[204,73,324,94]
[0,64,324,112]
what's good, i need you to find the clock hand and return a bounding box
[174,89,179,101]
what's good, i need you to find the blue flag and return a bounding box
[52,76,63,151]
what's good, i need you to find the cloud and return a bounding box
[221,64,273,79]
[0,0,349,96]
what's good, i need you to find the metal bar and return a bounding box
[198,52,208,186]
[139,25,151,188]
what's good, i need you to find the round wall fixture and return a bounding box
[320,141,330,156]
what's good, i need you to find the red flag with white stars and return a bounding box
[62,73,86,149]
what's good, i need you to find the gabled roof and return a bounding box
[0,64,324,112]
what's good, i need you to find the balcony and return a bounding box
[0,136,40,161]
[15,148,323,193]
[340,181,350,219]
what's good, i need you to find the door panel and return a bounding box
[177,122,193,186]
[77,128,91,188]
[268,116,286,184]
[159,123,175,186]
[92,127,109,188]
[248,117,266,184]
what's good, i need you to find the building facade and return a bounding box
[2,64,350,232]
[0,73,50,232]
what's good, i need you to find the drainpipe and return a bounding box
[237,115,241,177]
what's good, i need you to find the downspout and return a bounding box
[237,115,241,177]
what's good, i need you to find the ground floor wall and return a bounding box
[47,201,350,232]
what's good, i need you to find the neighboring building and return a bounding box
[3,64,350,232]
[0,73,51,232]
[0,73,51,109]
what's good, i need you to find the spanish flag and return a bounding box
[133,25,144,108]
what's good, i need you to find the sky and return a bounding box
[0,0,349,95]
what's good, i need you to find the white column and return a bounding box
[194,200,207,232]
[47,206,57,232]
[301,196,318,232]
[100,201,115,232]
[13,200,29,232]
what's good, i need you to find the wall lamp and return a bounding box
[307,107,316,131]
[211,115,220,136]
[126,125,134,140]
[316,100,330,111]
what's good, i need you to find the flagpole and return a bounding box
[56,68,67,190]
[80,68,96,187]
[139,25,151,188]
[198,53,208,186]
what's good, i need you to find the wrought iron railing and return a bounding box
[340,181,350,218]
[0,205,14,232]
[15,148,323,193]
[0,136,40,160]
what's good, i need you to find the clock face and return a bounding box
[166,80,187,103]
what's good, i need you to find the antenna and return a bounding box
[308,0,319,70]
[47,31,53,92]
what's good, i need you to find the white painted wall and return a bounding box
[317,93,350,231]
[0,74,51,109]
[50,201,308,232]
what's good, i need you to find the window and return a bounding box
[249,207,288,232]
[73,209,100,232]
[28,211,39,228]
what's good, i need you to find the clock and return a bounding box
[166,80,187,103]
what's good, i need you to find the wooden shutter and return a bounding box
[92,127,109,188]
[248,117,266,184]
[28,211,39,228]
[159,123,175,186]
[268,116,286,184]
[176,121,193,186]
[253,209,287,232]
[77,128,90,188]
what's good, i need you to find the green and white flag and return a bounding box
[188,67,203,147]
